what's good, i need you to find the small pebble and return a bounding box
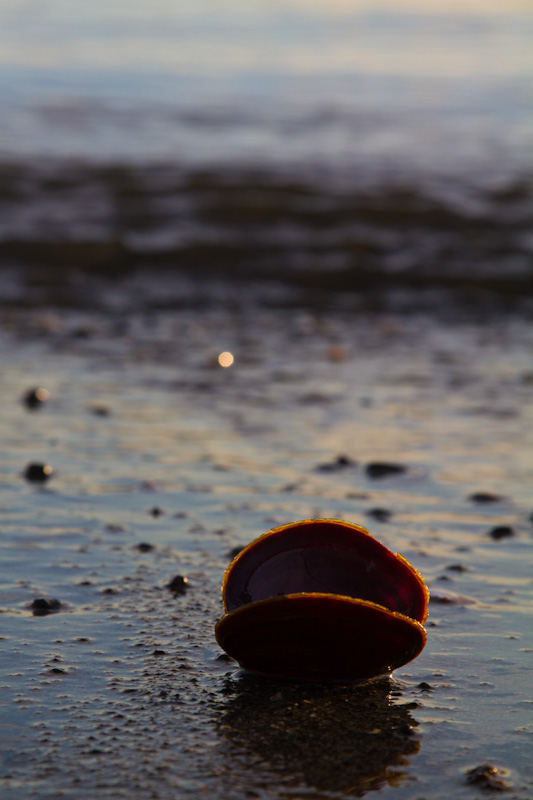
[149,507,164,517]
[429,588,476,605]
[488,526,515,540]
[31,598,62,616]
[365,462,406,479]
[136,542,154,552]
[416,682,434,692]
[316,455,356,472]
[366,508,393,522]
[468,492,503,503]
[393,724,416,739]
[446,563,470,572]
[167,575,189,594]
[24,463,53,482]
[466,763,511,791]
[23,387,50,410]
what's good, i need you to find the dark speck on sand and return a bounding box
[24,462,53,482]
[365,462,407,479]
[488,526,515,540]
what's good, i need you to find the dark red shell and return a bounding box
[215,518,428,682]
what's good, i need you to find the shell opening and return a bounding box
[223,519,427,623]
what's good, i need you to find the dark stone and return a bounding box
[24,463,53,482]
[316,455,356,473]
[468,492,503,503]
[466,763,511,790]
[446,563,469,572]
[23,387,49,410]
[489,526,515,540]
[393,724,416,739]
[168,575,189,594]
[149,506,164,517]
[366,508,393,522]
[365,462,406,479]
[416,682,434,692]
[152,649,166,657]
[429,588,475,605]
[31,597,61,616]
[31,598,51,610]
[136,542,154,552]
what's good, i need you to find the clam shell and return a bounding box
[216,518,428,681]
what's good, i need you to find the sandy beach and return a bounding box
[0,299,531,799]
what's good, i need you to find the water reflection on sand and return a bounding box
[216,674,420,797]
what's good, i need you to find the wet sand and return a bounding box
[0,300,531,799]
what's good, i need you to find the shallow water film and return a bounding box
[0,306,532,799]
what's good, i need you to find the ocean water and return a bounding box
[0,0,532,297]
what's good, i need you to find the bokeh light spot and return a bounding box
[218,351,234,368]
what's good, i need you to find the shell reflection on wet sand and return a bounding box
[217,675,420,795]
[216,519,428,681]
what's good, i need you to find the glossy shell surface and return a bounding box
[215,519,428,682]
